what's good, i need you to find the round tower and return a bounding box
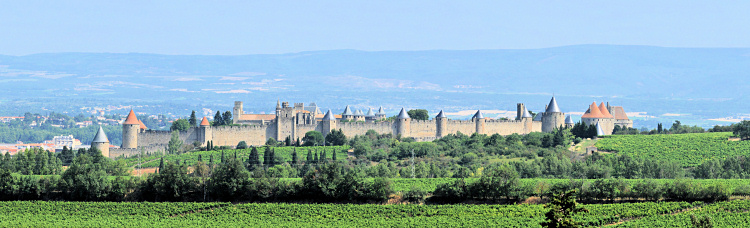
[541,96,565,133]
[199,117,212,146]
[321,110,337,139]
[435,110,448,138]
[91,126,110,158]
[473,110,485,134]
[520,105,533,134]
[121,109,140,149]
[396,108,410,137]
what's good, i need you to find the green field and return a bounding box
[121,146,350,168]
[595,132,750,167]
[0,201,711,227]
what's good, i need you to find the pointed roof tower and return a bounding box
[545,96,562,113]
[565,115,575,124]
[200,117,210,126]
[598,102,614,118]
[276,99,281,109]
[436,110,447,118]
[366,108,375,116]
[581,102,605,119]
[124,109,140,125]
[473,110,484,119]
[377,107,386,115]
[138,119,147,130]
[342,105,353,116]
[92,126,109,143]
[397,108,409,119]
[521,107,533,118]
[323,110,336,121]
[596,122,605,136]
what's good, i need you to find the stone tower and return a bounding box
[233,101,243,124]
[473,110,485,134]
[565,115,575,128]
[435,110,448,138]
[321,110,337,139]
[516,103,527,120]
[541,97,565,133]
[122,109,140,149]
[275,101,295,142]
[91,126,110,158]
[396,108,410,137]
[199,117,212,146]
[520,105,534,134]
[342,105,354,121]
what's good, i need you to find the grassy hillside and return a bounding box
[595,132,750,167]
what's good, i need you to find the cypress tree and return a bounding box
[213,111,223,126]
[306,151,312,164]
[296,138,301,147]
[220,151,225,163]
[158,157,164,173]
[332,149,337,161]
[291,148,298,166]
[189,110,197,126]
[314,152,318,164]
[321,150,327,163]
[269,148,276,166]
[198,154,203,162]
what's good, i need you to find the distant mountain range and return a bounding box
[1,45,749,128]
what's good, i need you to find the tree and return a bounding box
[690,214,714,228]
[209,158,249,201]
[170,119,190,131]
[222,111,233,125]
[60,154,110,201]
[291,148,298,166]
[540,189,588,228]
[733,120,750,140]
[332,149,337,161]
[167,131,183,154]
[302,131,324,146]
[236,141,248,149]
[159,157,165,172]
[213,111,223,126]
[407,109,429,120]
[306,151,313,164]
[189,110,197,126]
[284,136,292,146]
[265,137,278,146]
[325,129,347,146]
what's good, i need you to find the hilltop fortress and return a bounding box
[102,97,633,157]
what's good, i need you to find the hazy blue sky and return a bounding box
[1,1,749,55]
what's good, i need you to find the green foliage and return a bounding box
[170,119,190,131]
[596,132,750,167]
[541,189,587,228]
[733,120,750,140]
[325,129,347,146]
[236,141,247,149]
[302,131,324,146]
[167,131,183,154]
[189,110,197,126]
[407,109,429,120]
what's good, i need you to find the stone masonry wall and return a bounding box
[337,121,395,137]
[444,120,477,135]
[211,124,270,147]
[483,119,526,135]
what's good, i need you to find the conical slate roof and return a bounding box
[436,110,446,118]
[123,109,140,125]
[596,122,605,136]
[323,110,336,121]
[200,117,210,126]
[397,108,409,119]
[581,102,605,119]
[521,107,533,118]
[565,115,575,124]
[473,110,484,119]
[598,102,614,118]
[356,110,364,116]
[92,126,109,143]
[545,96,562,113]
[342,105,353,115]
[377,107,385,115]
[366,108,375,116]
[534,112,544,121]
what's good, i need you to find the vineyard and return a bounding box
[595,132,750,167]
[0,201,709,227]
[120,146,350,168]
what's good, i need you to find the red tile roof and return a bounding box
[599,102,614,118]
[200,117,210,126]
[581,102,605,119]
[123,110,140,125]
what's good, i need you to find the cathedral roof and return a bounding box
[377,107,386,115]
[436,110,446,118]
[366,108,375,116]
[92,126,109,143]
[323,110,336,121]
[581,102,605,119]
[473,110,484,119]
[545,96,562,113]
[123,109,140,125]
[200,117,210,126]
[596,122,605,136]
[565,115,575,124]
[342,105,353,115]
[599,102,614,118]
[397,108,409,119]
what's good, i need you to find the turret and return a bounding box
[342,105,354,121]
[91,126,110,158]
[199,117,212,146]
[321,110,337,139]
[233,101,243,124]
[121,109,140,149]
[396,108,410,137]
[541,96,565,133]
[435,110,448,138]
[375,107,386,120]
[565,115,575,128]
[520,105,533,134]
[472,110,485,134]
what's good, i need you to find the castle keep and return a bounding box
[103,97,629,157]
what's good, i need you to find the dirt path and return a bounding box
[600,203,706,227]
